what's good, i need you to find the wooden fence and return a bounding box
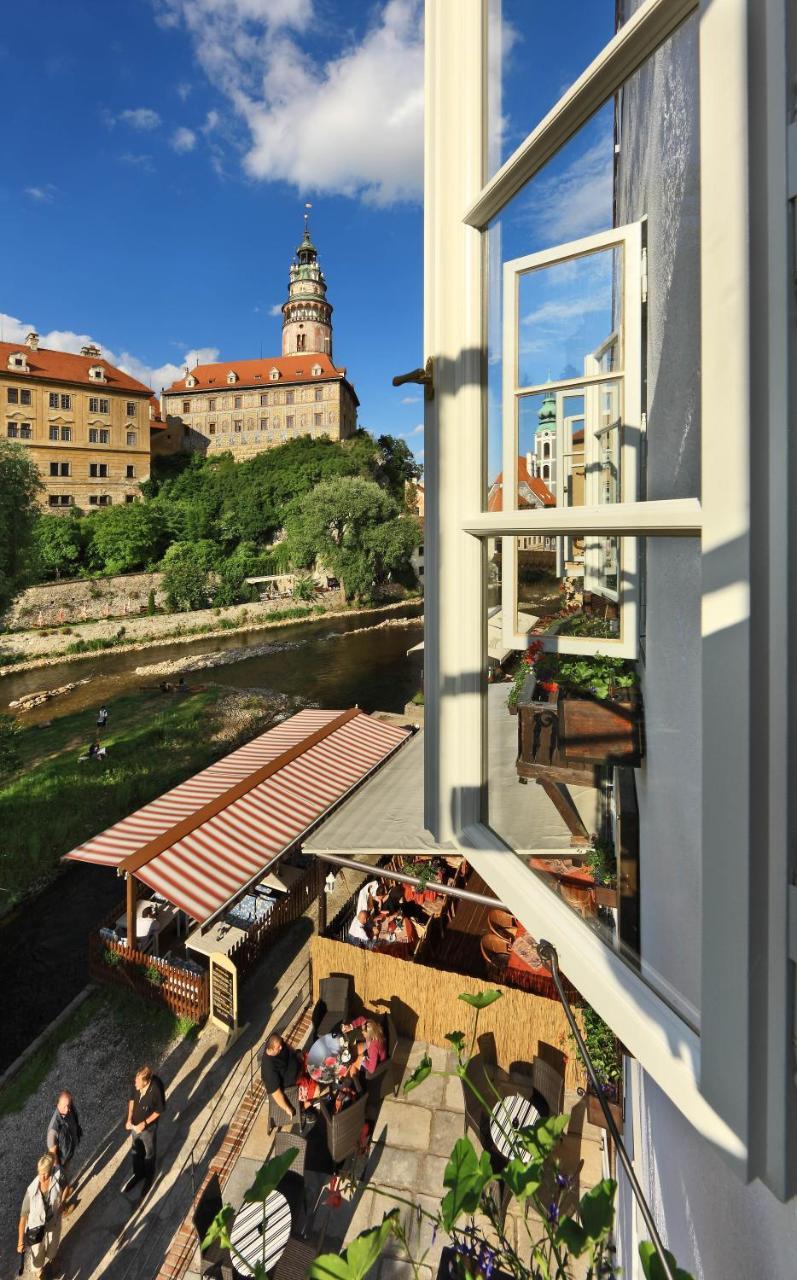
[89,932,209,1024]
[310,934,585,1092]
[227,860,324,976]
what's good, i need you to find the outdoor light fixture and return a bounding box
[324,871,336,894]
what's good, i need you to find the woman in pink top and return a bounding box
[342,1016,387,1076]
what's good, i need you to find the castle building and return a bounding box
[0,333,157,511]
[161,222,358,459]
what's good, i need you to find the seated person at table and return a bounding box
[341,1017,387,1077]
[376,880,405,915]
[356,879,380,917]
[347,910,374,949]
[260,1033,302,1122]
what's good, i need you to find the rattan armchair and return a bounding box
[532,1056,565,1116]
[314,974,353,1037]
[272,1236,317,1280]
[192,1173,234,1280]
[487,908,518,942]
[480,931,510,981]
[320,1089,369,1164]
[271,1126,308,1176]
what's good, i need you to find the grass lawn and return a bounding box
[0,685,240,909]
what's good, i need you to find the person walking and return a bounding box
[46,1090,82,1213]
[122,1065,165,1202]
[17,1154,63,1279]
[96,705,109,730]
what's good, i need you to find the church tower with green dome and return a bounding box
[281,215,334,358]
[533,385,558,494]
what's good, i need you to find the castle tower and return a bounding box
[534,386,557,493]
[281,216,333,358]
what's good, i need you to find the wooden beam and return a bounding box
[120,708,362,877]
[536,778,591,846]
[126,872,137,951]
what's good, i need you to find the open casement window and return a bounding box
[501,223,643,655]
[423,0,795,1200]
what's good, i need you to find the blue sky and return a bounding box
[1,0,614,469]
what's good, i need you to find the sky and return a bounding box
[0,0,615,471]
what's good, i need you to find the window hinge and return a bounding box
[640,248,648,305]
[789,885,797,964]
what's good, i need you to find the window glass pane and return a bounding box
[484,536,700,1029]
[486,0,617,179]
[484,11,701,547]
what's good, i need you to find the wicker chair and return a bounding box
[263,1079,303,1136]
[461,1053,506,1147]
[480,931,510,980]
[320,1090,369,1164]
[271,1126,308,1176]
[487,908,518,942]
[192,1173,234,1280]
[364,1012,399,1115]
[314,975,353,1037]
[533,1056,565,1116]
[272,1235,317,1280]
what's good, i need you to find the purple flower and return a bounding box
[547,1202,560,1225]
[555,1171,569,1188]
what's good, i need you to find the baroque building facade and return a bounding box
[161,224,358,459]
[1,333,156,510]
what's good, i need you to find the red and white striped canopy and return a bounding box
[65,708,409,923]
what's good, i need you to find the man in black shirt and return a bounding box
[46,1090,82,1213]
[260,1034,301,1123]
[122,1065,165,1200]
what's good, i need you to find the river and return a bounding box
[0,604,423,1071]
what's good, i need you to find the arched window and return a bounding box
[542,464,550,479]
[543,441,550,459]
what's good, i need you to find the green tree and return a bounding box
[161,543,211,611]
[375,434,423,502]
[284,476,416,602]
[0,441,43,614]
[85,504,168,574]
[33,512,83,580]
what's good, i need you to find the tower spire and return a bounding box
[281,205,333,358]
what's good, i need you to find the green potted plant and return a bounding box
[555,653,643,766]
[580,1006,624,1132]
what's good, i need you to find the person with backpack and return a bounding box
[17,1153,63,1279]
[46,1091,82,1213]
[121,1065,165,1202]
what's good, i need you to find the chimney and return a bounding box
[526,450,534,477]
[25,331,39,351]
[80,343,101,358]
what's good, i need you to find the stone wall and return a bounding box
[6,572,167,629]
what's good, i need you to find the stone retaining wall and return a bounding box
[6,572,166,629]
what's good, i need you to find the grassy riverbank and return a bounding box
[0,684,287,910]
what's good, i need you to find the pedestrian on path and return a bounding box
[96,706,108,730]
[46,1090,82,1213]
[122,1066,165,1202]
[17,1153,63,1279]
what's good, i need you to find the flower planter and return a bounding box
[559,688,643,766]
[585,1083,623,1133]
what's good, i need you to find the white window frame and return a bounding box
[501,223,642,655]
[424,0,792,1197]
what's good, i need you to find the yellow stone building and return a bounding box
[160,223,359,458]
[1,333,158,510]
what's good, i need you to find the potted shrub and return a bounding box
[584,836,618,909]
[580,1006,623,1133]
[556,653,643,766]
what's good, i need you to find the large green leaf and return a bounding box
[520,1112,569,1159]
[440,1138,493,1230]
[243,1147,300,1204]
[639,1241,695,1280]
[555,1216,589,1258]
[201,1203,234,1252]
[444,1030,467,1055]
[578,1179,616,1242]
[309,1252,358,1280]
[403,1053,432,1093]
[458,989,503,1010]
[500,1156,542,1201]
[343,1212,400,1280]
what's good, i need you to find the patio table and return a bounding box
[306,1031,357,1087]
[489,1094,540,1163]
[373,914,417,956]
[230,1189,291,1276]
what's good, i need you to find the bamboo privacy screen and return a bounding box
[310,936,585,1092]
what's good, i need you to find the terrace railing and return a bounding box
[89,928,209,1024]
[227,859,324,976]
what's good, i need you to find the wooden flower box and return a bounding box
[585,1081,623,1133]
[559,688,643,767]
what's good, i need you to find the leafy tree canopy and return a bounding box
[85,503,169,575]
[0,441,43,615]
[33,512,84,580]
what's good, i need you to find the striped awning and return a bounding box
[65,708,409,922]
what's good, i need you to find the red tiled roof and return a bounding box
[487,458,556,512]
[572,427,584,443]
[164,353,350,395]
[148,395,167,429]
[0,342,152,396]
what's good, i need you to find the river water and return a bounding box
[0,604,424,1070]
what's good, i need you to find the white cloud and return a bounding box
[119,106,162,130]
[409,423,423,435]
[400,394,420,404]
[171,126,197,152]
[202,109,221,132]
[119,153,156,173]
[0,311,218,393]
[176,81,192,101]
[519,127,613,244]
[157,0,423,205]
[25,184,57,203]
[522,295,608,327]
[268,303,283,317]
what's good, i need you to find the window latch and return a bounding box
[392,357,434,401]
